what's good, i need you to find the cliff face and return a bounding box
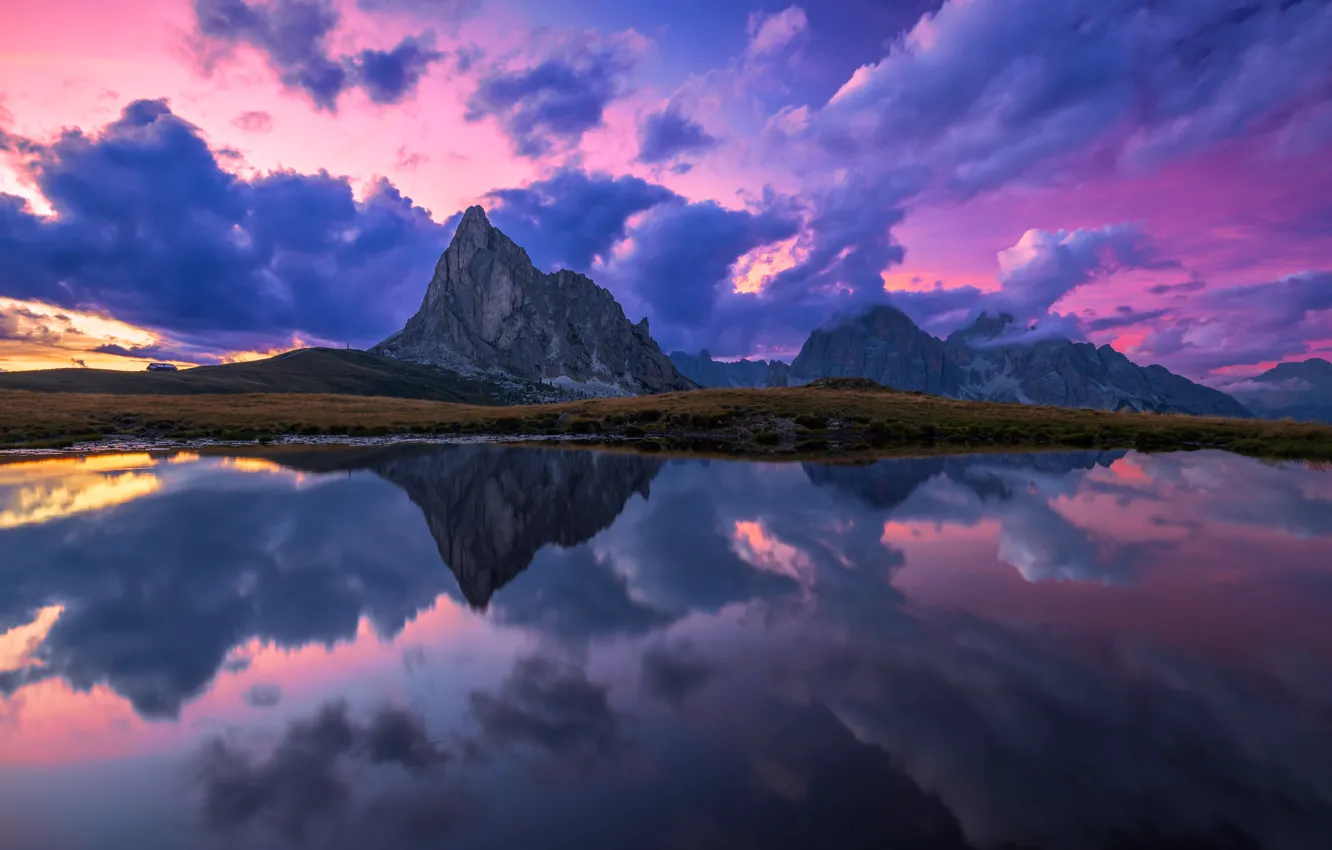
[784,307,1252,418]
[373,206,695,396]
[668,350,790,388]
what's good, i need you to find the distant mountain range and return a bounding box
[675,306,1253,419]
[1223,358,1332,423]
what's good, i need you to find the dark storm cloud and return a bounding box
[492,546,673,644]
[467,654,621,759]
[767,170,919,301]
[810,604,1332,850]
[194,0,347,109]
[91,342,218,365]
[1204,270,1332,331]
[639,640,715,706]
[348,35,445,104]
[465,35,638,157]
[604,198,799,334]
[485,169,678,272]
[192,0,444,110]
[0,100,447,350]
[637,103,719,164]
[194,701,458,845]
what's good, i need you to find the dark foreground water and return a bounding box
[1,446,1331,850]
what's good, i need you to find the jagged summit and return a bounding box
[789,305,962,395]
[785,303,1251,417]
[373,206,694,396]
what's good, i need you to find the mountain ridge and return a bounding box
[1226,358,1332,423]
[682,305,1252,418]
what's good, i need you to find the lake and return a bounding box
[2,445,1331,850]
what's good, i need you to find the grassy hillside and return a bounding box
[2,378,1330,460]
[0,348,509,404]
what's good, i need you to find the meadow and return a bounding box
[3,378,1330,461]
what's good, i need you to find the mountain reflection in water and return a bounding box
[1,445,1331,850]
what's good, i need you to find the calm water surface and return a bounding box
[1,446,1331,850]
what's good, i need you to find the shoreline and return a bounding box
[6,434,1320,471]
[3,384,1331,463]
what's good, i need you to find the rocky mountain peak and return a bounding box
[951,311,1018,344]
[858,304,920,329]
[789,303,1251,417]
[1262,357,1332,383]
[789,303,962,394]
[372,205,695,396]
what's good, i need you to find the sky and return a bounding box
[0,0,1330,382]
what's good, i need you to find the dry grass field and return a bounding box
[3,378,1330,460]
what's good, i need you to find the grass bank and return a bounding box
[2,380,1330,460]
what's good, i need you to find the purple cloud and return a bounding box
[1133,272,1332,376]
[0,100,448,354]
[347,35,444,105]
[1084,308,1170,334]
[604,199,799,331]
[744,6,809,61]
[1148,279,1206,296]
[465,34,639,157]
[485,169,677,272]
[803,0,1332,195]
[637,103,718,164]
[355,0,479,20]
[193,0,443,110]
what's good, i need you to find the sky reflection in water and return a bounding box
[1,446,1331,850]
